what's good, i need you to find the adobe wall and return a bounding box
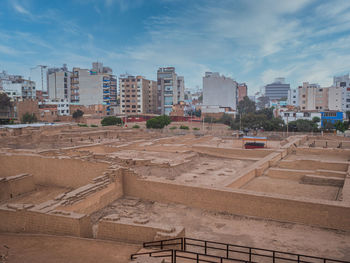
[0,154,109,188]
[192,146,273,159]
[0,174,35,201]
[341,166,350,203]
[277,160,348,172]
[0,207,92,238]
[295,147,350,158]
[58,175,124,215]
[123,172,350,231]
[97,217,185,244]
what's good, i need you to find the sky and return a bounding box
[0,0,350,95]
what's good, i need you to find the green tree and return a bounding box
[288,119,318,132]
[21,112,37,124]
[256,96,269,110]
[101,116,123,126]
[312,116,321,123]
[72,109,84,119]
[323,120,335,131]
[334,121,348,133]
[146,115,171,129]
[237,96,256,114]
[256,108,274,120]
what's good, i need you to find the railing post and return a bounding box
[173,250,176,263]
[249,248,252,262]
[184,238,187,251]
[204,241,207,255]
[298,255,300,263]
[181,238,184,250]
[197,253,199,263]
[273,251,275,263]
[161,240,163,250]
[226,244,229,258]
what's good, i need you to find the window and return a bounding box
[132,105,136,108]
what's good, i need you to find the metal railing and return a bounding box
[130,237,350,263]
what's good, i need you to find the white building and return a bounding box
[38,99,70,116]
[288,89,298,107]
[30,65,48,91]
[1,78,36,100]
[48,70,71,102]
[328,86,342,111]
[203,72,237,112]
[280,110,321,128]
[333,74,350,111]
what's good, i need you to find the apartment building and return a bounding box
[70,63,117,114]
[237,83,248,103]
[157,67,184,115]
[48,67,71,102]
[1,76,36,100]
[287,89,298,107]
[119,75,157,114]
[328,86,342,111]
[202,72,237,111]
[333,74,350,111]
[298,82,328,111]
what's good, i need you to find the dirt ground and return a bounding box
[0,233,140,263]
[242,176,341,201]
[92,197,350,261]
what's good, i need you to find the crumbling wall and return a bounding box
[0,174,35,201]
[0,154,109,188]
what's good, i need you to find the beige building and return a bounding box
[70,63,117,115]
[328,86,342,111]
[119,75,157,114]
[298,82,329,111]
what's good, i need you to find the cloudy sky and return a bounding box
[0,0,350,94]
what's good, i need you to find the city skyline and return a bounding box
[1,0,350,94]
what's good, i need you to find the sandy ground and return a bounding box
[92,197,350,261]
[1,185,70,205]
[0,233,140,263]
[242,176,341,201]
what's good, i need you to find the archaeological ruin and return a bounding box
[0,123,349,263]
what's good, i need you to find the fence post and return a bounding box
[184,238,187,251]
[204,241,207,255]
[273,251,275,263]
[298,255,300,263]
[181,238,184,250]
[161,240,163,250]
[173,250,176,263]
[226,244,229,258]
[249,248,252,262]
[197,253,199,263]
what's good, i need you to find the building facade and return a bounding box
[48,70,71,102]
[70,63,117,114]
[157,67,184,115]
[1,77,36,100]
[119,75,157,115]
[287,89,298,107]
[328,86,342,111]
[333,74,350,111]
[280,111,321,128]
[237,83,248,103]
[203,72,237,111]
[321,111,344,127]
[298,82,328,111]
[265,78,290,101]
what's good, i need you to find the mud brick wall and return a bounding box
[0,174,35,201]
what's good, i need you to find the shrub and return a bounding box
[21,112,37,124]
[101,116,123,126]
[72,109,84,119]
[146,115,172,129]
[132,124,140,129]
[90,124,98,127]
[180,125,189,130]
[193,127,200,130]
[78,123,88,127]
[170,126,177,130]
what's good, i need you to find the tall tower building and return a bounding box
[157,67,184,115]
[48,65,71,101]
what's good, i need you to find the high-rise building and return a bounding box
[328,86,342,111]
[157,67,184,115]
[237,83,248,103]
[202,72,237,110]
[70,63,117,114]
[333,74,350,111]
[119,75,157,114]
[48,65,71,102]
[265,78,290,101]
[298,82,328,111]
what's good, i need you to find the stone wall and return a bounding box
[0,174,35,201]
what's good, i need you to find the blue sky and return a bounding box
[1,0,350,95]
